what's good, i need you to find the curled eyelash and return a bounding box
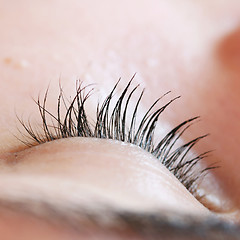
[17,78,215,195]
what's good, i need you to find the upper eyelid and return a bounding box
[16,79,213,196]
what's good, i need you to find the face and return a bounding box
[0,0,240,239]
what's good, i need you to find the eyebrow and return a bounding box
[0,197,239,240]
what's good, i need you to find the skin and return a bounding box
[0,0,240,238]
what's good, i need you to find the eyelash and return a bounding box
[17,78,214,196]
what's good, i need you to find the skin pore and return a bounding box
[1,0,240,239]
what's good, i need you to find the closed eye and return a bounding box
[16,77,214,199]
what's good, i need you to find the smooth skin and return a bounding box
[0,0,240,239]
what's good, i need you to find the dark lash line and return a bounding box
[17,79,215,195]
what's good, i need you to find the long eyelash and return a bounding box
[17,79,215,195]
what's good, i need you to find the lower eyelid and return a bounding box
[2,137,210,216]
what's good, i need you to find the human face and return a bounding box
[0,0,240,239]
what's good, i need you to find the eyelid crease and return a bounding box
[0,195,239,240]
[16,78,215,196]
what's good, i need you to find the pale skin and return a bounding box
[0,0,240,239]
